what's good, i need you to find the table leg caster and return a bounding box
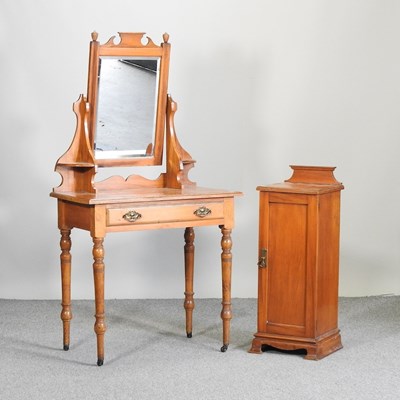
[220,344,229,352]
[187,332,192,338]
[97,359,104,366]
[63,344,69,351]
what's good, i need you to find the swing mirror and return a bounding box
[86,32,171,167]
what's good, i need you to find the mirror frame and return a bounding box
[86,32,171,167]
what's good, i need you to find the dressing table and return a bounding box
[50,32,241,366]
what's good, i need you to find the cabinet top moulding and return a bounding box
[257,165,344,195]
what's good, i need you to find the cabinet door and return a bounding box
[258,192,317,338]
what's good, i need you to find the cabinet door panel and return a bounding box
[266,202,308,335]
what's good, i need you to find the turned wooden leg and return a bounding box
[60,229,72,351]
[219,225,232,352]
[184,227,195,338]
[92,237,106,366]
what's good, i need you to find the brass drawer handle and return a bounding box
[257,248,267,268]
[194,206,211,218]
[123,210,142,223]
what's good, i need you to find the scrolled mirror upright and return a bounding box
[87,31,171,167]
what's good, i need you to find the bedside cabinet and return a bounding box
[249,165,344,360]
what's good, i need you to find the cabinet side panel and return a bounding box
[317,191,341,336]
[267,202,308,333]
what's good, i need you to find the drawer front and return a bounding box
[107,202,224,227]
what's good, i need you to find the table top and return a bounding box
[50,186,242,205]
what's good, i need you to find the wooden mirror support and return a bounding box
[50,32,241,366]
[53,93,196,194]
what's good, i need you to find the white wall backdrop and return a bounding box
[1,0,399,299]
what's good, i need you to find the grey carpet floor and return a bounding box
[0,296,399,400]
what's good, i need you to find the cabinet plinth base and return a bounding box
[249,330,342,360]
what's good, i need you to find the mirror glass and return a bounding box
[94,56,160,159]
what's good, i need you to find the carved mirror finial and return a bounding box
[163,33,170,43]
[91,31,98,41]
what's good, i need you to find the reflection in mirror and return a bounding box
[94,56,160,159]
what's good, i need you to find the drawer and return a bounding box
[107,201,224,227]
